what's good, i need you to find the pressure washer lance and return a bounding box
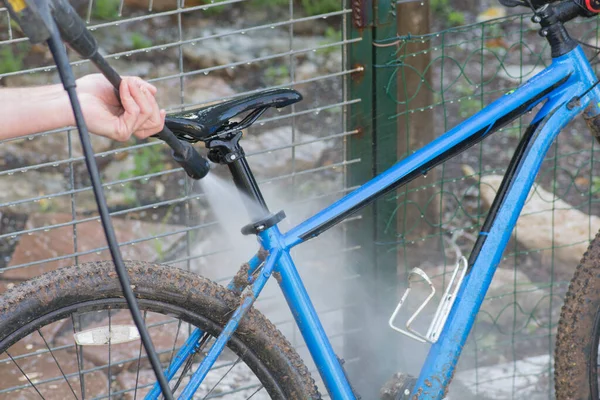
[50,0,211,180]
[0,0,180,398]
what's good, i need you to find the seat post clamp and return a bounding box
[206,131,245,164]
[241,210,286,235]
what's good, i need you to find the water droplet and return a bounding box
[203,71,209,75]
[160,47,166,51]
[241,31,246,35]
[115,56,120,60]
[7,172,14,176]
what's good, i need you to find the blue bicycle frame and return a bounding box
[147,43,600,400]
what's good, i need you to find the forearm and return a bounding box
[0,84,73,140]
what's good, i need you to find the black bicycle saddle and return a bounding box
[165,88,303,143]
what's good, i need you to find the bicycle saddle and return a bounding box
[165,88,303,143]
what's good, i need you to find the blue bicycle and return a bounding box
[2,0,600,399]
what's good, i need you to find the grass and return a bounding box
[0,45,26,75]
[93,0,121,20]
[130,33,152,50]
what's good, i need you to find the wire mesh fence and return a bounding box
[0,0,356,397]
[1,0,600,398]
[363,8,600,399]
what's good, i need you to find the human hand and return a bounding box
[75,74,166,141]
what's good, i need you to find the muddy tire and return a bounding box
[0,261,320,399]
[555,231,600,400]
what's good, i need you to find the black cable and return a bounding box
[45,23,174,400]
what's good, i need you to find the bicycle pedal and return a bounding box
[388,256,468,343]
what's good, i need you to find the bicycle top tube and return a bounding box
[280,49,598,250]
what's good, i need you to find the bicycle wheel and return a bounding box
[555,231,600,399]
[0,260,320,399]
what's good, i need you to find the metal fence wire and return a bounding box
[354,8,600,400]
[1,0,600,398]
[0,0,355,398]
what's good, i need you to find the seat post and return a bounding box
[227,156,270,221]
[206,131,271,222]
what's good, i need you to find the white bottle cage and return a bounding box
[389,256,468,343]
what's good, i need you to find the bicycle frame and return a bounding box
[147,44,600,400]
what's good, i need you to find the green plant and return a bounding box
[431,0,465,27]
[0,45,25,75]
[448,11,465,27]
[130,33,152,50]
[200,0,228,16]
[317,27,341,55]
[431,0,448,15]
[252,0,288,6]
[592,176,600,195]
[300,0,340,16]
[264,64,290,85]
[119,146,167,180]
[458,98,481,118]
[93,0,120,20]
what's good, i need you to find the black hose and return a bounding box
[46,23,175,400]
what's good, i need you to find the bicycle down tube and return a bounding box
[148,47,600,400]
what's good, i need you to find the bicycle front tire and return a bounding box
[0,260,320,399]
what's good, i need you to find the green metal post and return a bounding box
[345,0,400,396]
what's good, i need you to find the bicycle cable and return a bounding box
[171,332,211,392]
